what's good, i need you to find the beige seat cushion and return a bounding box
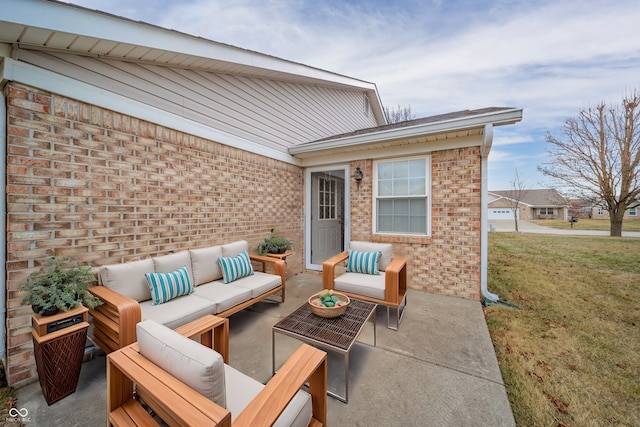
[140,294,217,330]
[225,364,312,427]
[98,258,154,302]
[229,271,281,298]
[136,320,226,408]
[349,241,393,271]
[334,271,386,300]
[194,282,253,313]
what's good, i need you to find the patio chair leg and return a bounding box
[386,294,407,330]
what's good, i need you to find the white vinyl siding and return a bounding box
[374,157,430,235]
[15,49,379,152]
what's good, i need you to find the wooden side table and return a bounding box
[32,306,89,405]
[266,250,294,263]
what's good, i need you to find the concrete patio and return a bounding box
[16,273,515,426]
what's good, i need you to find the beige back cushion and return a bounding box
[153,251,194,284]
[190,246,224,286]
[221,240,249,257]
[349,241,394,271]
[99,258,153,302]
[136,320,226,408]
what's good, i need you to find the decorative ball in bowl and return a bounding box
[308,290,350,318]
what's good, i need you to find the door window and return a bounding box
[318,177,337,220]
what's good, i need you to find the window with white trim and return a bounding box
[374,157,430,235]
[629,207,637,217]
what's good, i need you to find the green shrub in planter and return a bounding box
[257,229,292,255]
[21,257,103,315]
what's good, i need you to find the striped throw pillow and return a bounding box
[144,266,194,305]
[347,250,382,275]
[218,250,254,283]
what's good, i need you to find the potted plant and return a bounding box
[257,229,292,255]
[21,257,103,316]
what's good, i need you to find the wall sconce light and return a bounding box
[354,167,363,191]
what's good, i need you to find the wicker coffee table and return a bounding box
[272,298,377,403]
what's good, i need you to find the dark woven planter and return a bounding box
[33,327,87,405]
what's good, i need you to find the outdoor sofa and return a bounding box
[89,240,285,354]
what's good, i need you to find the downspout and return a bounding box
[1,46,13,361]
[0,84,6,359]
[480,124,499,302]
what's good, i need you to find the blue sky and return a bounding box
[67,0,640,190]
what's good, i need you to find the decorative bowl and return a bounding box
[308,290,350,318]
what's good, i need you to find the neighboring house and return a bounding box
[590,205,639,220]
[488,189,569,220]
[568,198,639,220]
[0,0,522,386]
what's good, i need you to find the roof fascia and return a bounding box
[2,0,379,92]
[289,108,523,156]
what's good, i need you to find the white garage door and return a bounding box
[488,208,518,220]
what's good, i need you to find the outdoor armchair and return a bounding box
[106,315,327,426]
[322,241,407,330]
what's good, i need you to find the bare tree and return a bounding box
[384,104,416,124]
[506,170,531,233]
[539,91,640,236]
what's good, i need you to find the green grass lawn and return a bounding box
[485,233,640,426]
[530,218,640,231]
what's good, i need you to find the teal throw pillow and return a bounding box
[347,249,382,275]
[144,266,194,305]
[218,250,254,283]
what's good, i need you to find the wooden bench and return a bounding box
[107,315,327,426]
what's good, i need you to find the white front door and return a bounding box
[306,167,349,270]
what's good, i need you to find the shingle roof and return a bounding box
[310,107,515,143]
[490,189,569,207]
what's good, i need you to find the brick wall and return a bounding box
[4,82,304,387]
[429,148,481,298]
[350,148,482,300]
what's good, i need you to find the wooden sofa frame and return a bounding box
[322,251,407,330]
[107,315,327,426]
[90,254,286,354]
